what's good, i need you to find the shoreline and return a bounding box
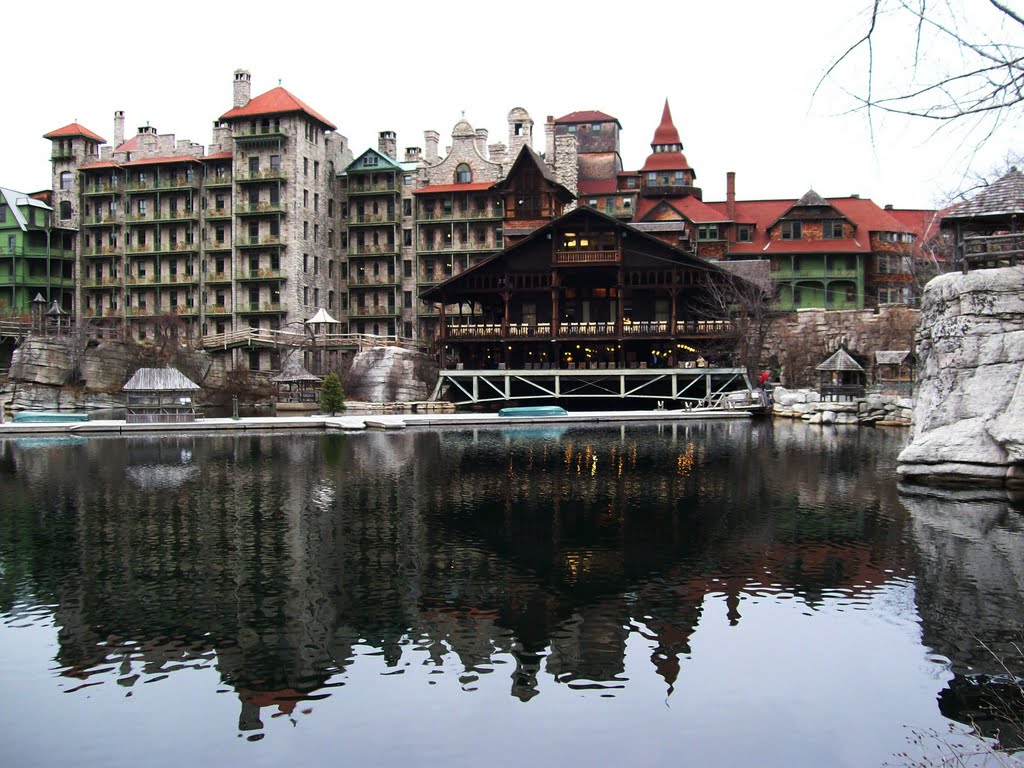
[0,408,752,436]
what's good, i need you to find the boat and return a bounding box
[498,405,568,418]
[11,412,90,423]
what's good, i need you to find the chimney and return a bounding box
[233,69,252,109]
[424,130,440,163]
[545,116,555,161]
[405,146,422,164]
[474,128,489,159]
[884,203,893,211]
[378,130,397,160]
[114,110,125,147]
[726,171,736,220]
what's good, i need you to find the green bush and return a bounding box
[320,372,346,415]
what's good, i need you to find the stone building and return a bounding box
[43,70,352,371]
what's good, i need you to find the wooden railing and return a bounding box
[962,233,1024,272]
[444,319,737,338]
[553,249,619,265]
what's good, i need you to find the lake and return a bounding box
[1,420,1022,767]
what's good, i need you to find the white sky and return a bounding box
[6,0,1019,209]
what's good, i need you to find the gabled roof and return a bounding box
[875,350,913,365]
[635,195,727,223]
[493,145,575,202]
[115,135,140,153]
[123,367,200,391]
[0,187,52,231]
[413,182,495,196]
[272,357,321,383]
[795,189,830,207]
[816,348,864,372]
[420,205,738,304]
[944,168,1024,220]
[43,122,106,143]
[346,147,403,173]
[219,86,336,130]
[554,110,622,127]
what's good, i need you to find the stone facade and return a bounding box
[898,266,1024,486]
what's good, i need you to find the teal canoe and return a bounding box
[12,412,90,423]
[498,405,568,418]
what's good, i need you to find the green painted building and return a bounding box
[0,187,75,317]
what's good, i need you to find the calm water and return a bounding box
[1,421,1022,767]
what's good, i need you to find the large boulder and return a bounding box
[345,347,438,403]
[899,267,1024,485]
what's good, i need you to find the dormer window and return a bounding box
[736,224,753,242]
[823,220,843,239]
[781,221,802,240]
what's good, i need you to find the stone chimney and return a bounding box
[554,134,578,198]
[233,69,252,109]
[378,130,397,160]
[405,146,422,164]
[726,171,736,220]
[489,142,507,167]
[114,110,125,147]
[507,108,533,162]
[545,116,555,161]
[474,128,489,159]
[424,130,440,163]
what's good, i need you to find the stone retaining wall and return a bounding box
[771,386,912,426]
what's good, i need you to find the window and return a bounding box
[455,163,472,184]
[303,221,308,239]
[314,161,320,180]
[364,154,378,167]
[404,291,412,309]
[823,220,843,239]
[328,199,334,217]
[60,171,73,190]
[303,157,309,176]
[314,193,319,212]
[314,256,320,275]
[328,290,335,309]
[303,253,309,273]
[215,194,225,211]
[404,229,413,247]
[59,201,72,220]
[736,224,753,242]
[249,156,260,173]
[781,221,802,240]
[698,224,720,241]
[304,190,309,208]
[303,286,309,304]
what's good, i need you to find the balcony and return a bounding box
[150,273,199,287]
[232,126,289,142]
[235,202,287,216]
[772,265,860,280]
[204,271,232,284]
[82,216,119,227]
[348,275,400,287]
[125,177,200,193]
[149,242,199,256]
[349,213,398,226]
[126,210,198,224]
[205,304,230,315]
[417,208,501,222]
[236,268,285,281]
[347,182,398,195]
[553,249,619,266]
[348,244,398,256]
[80,276,124,288]
[238,302,284,314]
[234,169,287,183]
[416,243,499,255]
[205,240,232,252]
[83,246,122,257]
[439,319,737,340]
[204,208,233,220]
[348,305,399,318]
[235,236,284,249]
[82,183,121,197]
[203,175,233,188]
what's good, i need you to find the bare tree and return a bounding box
[821,1,1024,142]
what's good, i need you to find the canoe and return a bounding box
[498,405,568,418]
[11,412,90,423]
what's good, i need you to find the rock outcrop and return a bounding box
[345,347,438,403]
[898,266,1024,486]
[771,386,912,426]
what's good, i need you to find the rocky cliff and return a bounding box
[345,347,438,403]
[898,266,1024,486]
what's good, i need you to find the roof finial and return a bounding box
[278,78,282,86]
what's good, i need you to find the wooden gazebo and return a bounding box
[123,367,200,423]
[816,347,866,401]
[272,357,322,411]
[874,350,915,395]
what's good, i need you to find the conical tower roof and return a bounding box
[640,99,692,174]
[652,100,682,147]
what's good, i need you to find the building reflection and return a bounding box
[0,423,922,733]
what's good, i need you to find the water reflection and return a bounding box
[0,421,1020,763]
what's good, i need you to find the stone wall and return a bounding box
[771,386,912,426]
[345,347,438,403]
[898,266,1024,486]
[765,305,920,386]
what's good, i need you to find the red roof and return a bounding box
[886,208,945,240]
[652,100,681,146]
[44,122,106,143]
[202,151,234,161]
[219,86,336,130]
[578,179,619,195]
[122,155,202,167]
[413,182,495,195]
[639,151,693,173]
[554,110,621,127]
[115,136,139,153]
[636,194,728,223]
[79,161,121,171]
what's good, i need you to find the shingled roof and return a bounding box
[816,348,864,372]
[219,86,336,130]
[944,168,1024,220]
[123,367,200,391]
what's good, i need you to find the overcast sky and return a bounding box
[6,1,1019,209]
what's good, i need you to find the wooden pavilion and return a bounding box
[123,367,200,423]
[272,356,322,411]
[816,348,866,401]
[419,206,759,406]
[874,350,915,395]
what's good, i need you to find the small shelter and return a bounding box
[272,356,322,411]
[46,300,71,335]
[123,367,200,423]
[874,350,915,395]
[816,347,866,401]
[305,307,341,374]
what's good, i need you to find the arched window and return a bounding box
[455,163,472,184]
